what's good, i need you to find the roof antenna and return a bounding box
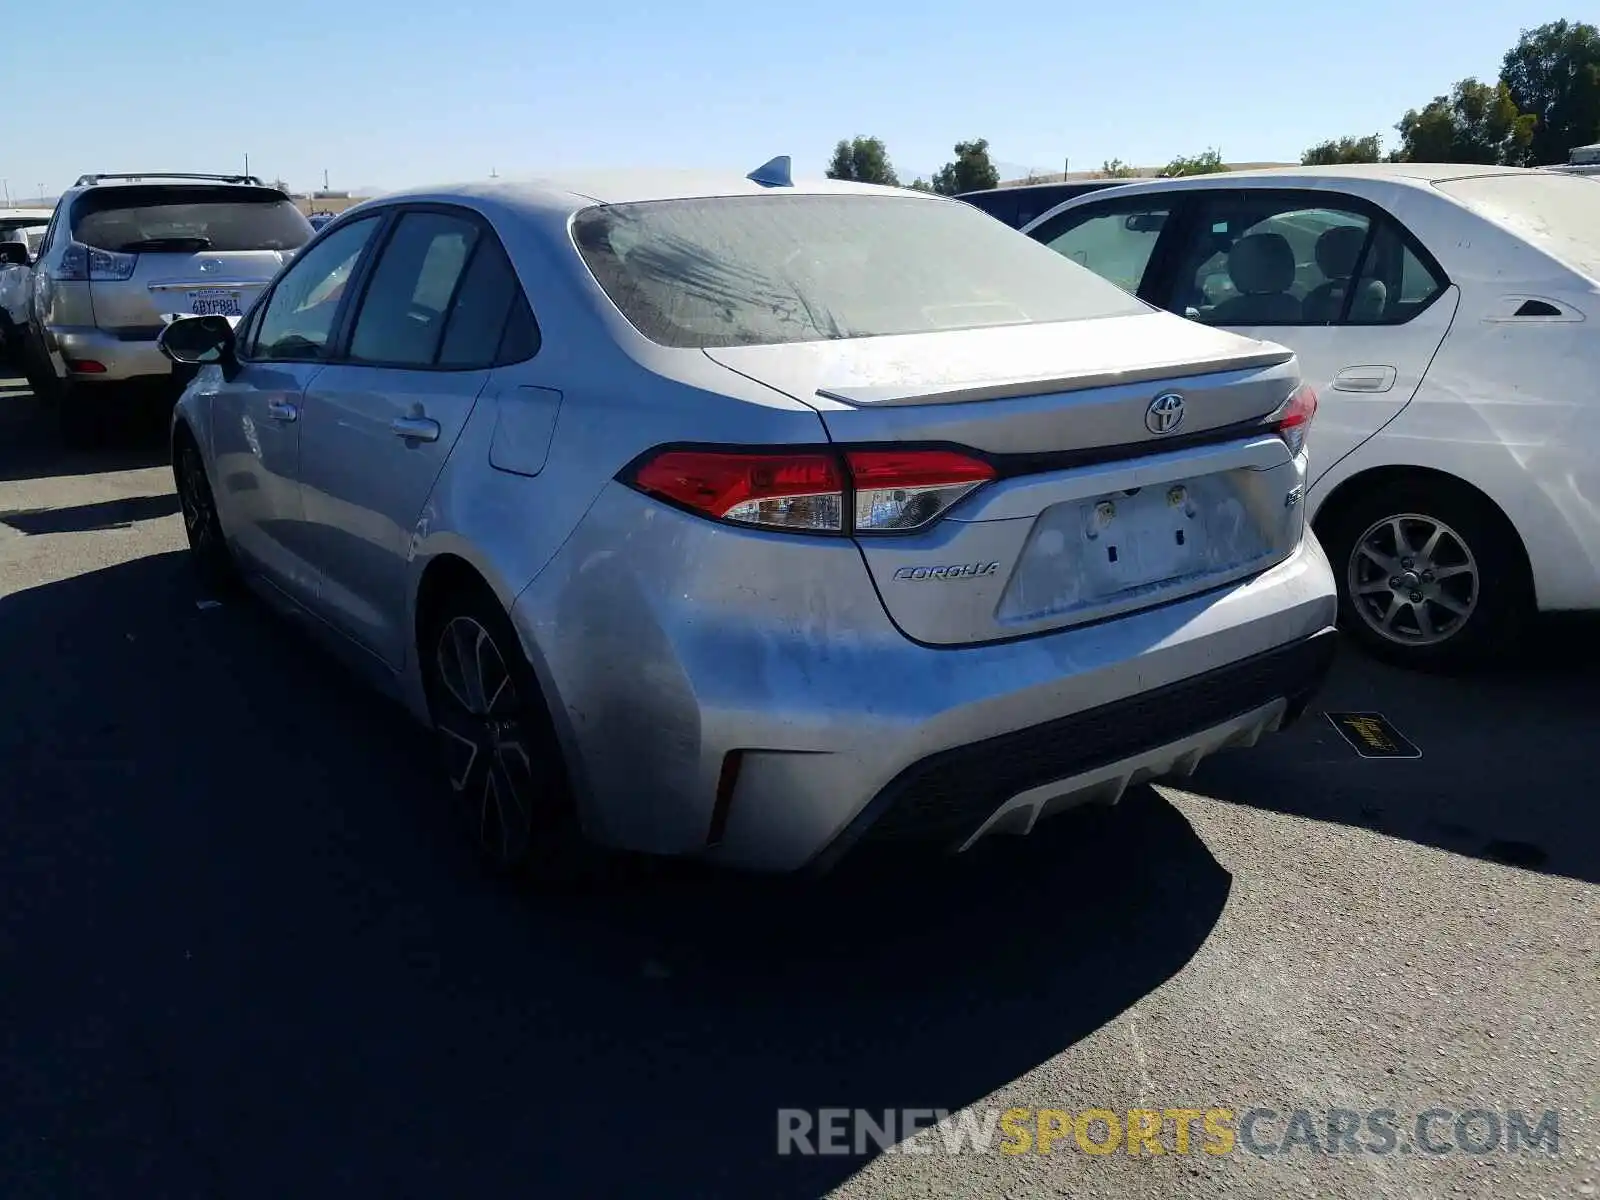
[747,155,793,188]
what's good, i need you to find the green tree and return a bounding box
[1301,134,1385,165]
[825,136,900,186]
[1500,20,1600,165]
[931,139,1000,195]
[1100,158,1138,178]
[1160,148,1227,177]
[906,178,935,192]
[1394,78,1535,164]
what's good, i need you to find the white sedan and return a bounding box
[1024,164,1600,670]
[0,209,50,360]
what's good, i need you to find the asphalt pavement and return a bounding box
[1,376,1596,1200]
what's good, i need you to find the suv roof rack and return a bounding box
[72,172,268,188]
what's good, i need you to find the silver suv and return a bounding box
[24,173,312,441]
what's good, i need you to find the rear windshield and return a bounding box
[1434,172,1600,281]
[70,185,312,253]
[571,193,1147,349]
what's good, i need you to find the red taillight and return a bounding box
[630,449,845,532]
[65,358,107,374]
[1271,384,1318,455]
[57,242,138,282]
[625,446,997,535]
[846,449,996,533]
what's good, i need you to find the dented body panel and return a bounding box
[510,481,1336,869]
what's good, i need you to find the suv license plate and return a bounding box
[189,289,241,317]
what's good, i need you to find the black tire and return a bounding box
[1319,475,1529,672]
[19,327,58,405]
[0,316,20,369]
[420,582,598,887]
[172,430,238,591]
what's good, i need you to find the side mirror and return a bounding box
[158,315,237,371]
[0,243,28,266]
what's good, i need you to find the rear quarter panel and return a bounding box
[1311,192,1600,611]
[1309,296,1600,612]
[398,195,834,712]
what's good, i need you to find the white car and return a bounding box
[1024,164,1600,669]
[0,208,51,360]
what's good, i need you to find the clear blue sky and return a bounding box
[1,0,1545,201]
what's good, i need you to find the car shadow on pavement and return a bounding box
[0,383,171,483]
[0,551,1229,1200]
[1190,618,1600,886]
[0,493,180,535]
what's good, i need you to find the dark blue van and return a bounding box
[957,179,1156,229]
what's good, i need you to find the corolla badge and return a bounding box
[893,562,999,582]
[1145,392,1186,436]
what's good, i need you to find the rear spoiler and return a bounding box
[815,346,1296,408]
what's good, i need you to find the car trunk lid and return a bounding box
[704,313,1294,454]
[119,248,286,329]
[706,314,1310,646]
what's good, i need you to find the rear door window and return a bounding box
[70,185,312,252]
[347,210,480,367]
[435,233,538,368]
[1159,191,1444,326]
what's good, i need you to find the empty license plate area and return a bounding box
[187,288,242,317]
[996,468,1285,624]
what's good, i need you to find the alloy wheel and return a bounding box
[177,443,218,553]
[1346,512,1479,647]
[432,615,542,866]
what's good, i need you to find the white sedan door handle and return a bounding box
[390,415,441,442]
[266,399,299,422]
[1331,366,1397,394]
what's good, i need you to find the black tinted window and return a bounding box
[497,293,540,363]
[437,235,526,368]
[253,216,381,360]
[70,185,311,252]
[960,191,1019,226]
[349,211,480,366]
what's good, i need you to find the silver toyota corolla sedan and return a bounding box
[157,159,1338,882]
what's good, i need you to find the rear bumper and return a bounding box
[813,629,1335,870]
[44,325,171,382]
[510,483,1340,873]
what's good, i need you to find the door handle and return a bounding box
[266,399,298,422]
[390,415,441,443]
[1331,366,1397,394]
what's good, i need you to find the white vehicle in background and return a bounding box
[1546,142,1600,178]
[1023,164,1600,670]
[22,173,311,442]
[0,208,52,363]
